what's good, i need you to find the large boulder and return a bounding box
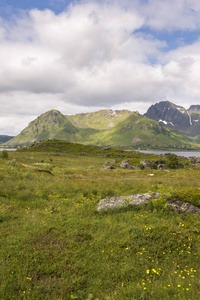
[167,200,200,215]
[101,165,115,170]
[187,157,197,164]
[119,160,134,169]
[97,193,159,212]
[139,160,152,169]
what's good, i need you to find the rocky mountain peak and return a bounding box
[188,105,200,113]
[144,101,191,133]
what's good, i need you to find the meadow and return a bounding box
[0,141,199,299]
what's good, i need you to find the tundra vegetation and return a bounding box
[0,140,199,299]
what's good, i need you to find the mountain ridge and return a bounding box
[4,101,200,149]
[0,135,14,144]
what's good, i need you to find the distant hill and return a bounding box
[0,135,15,144]
[4,106,197,149]
[145,100,200,136]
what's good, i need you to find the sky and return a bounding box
[1,0,200,135]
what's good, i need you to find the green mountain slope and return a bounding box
[93,114,195,148]
[0,135,14,144]
[5,110,98,146]
[4,108,199,149]
[67,109,134,130]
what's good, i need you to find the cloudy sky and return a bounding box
[1,0,200,135]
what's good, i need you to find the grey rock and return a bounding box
[167,200,200,215]
[120,160,134,169]
[79,152,87,156]
[133,166,140,170]
[139,160,152,169]
[101,165,115,170]
[187,157,197,164]
[157,164,165,170]
[97,193,159,212]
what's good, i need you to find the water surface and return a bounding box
[137,150,200,157]
[0,148,16,151]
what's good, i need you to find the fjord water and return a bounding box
[137,150,200,157]
[0,148,16,151]
[1,147,200,157]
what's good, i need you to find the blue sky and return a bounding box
[0,0,72,10]
[0,0,200,135]
[136,27,200,52]
[0,0,73,16]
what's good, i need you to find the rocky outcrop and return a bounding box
[101,165,115,170]
[188,105,200,113]
[119,160,135,169]
[186,156,200,166]
[79,152,87,156]
[167,200,200,215]
[187,157,197,164]
[97,193,159,212]
[97,193,200,215]
[139,160,152,169]
[119,156,200,170]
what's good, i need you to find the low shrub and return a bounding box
[2,150,8,158]
[165,154,180,169]
[6,159,17,166]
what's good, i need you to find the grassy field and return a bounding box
[0,141,200,299]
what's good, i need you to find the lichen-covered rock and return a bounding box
[79,152,87,156]
[167,200,200,215]
[101,165,115,170]
[139,160,152,169]
[119,160,134,169]
[157,164,165,170]
[187,157,197,164]
[97,193,159,212]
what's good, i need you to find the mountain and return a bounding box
[144,101,190,132]
[4,107,196,149]
[96,113,194,148]
[67,109,134,130]
[5,110,98,146]
[0,135,15,144]
[187,105,200,136]
[144,100,200,136]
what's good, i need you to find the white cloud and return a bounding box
[0,0,200,135]
[138,0,200,31]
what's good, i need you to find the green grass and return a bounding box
[0,141,200,299]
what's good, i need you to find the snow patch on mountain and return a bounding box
[159,120,174,126]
